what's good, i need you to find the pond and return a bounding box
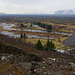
[0,31,55,39]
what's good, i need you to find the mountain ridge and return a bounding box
[55,9,75,14]
[0,12,6,15]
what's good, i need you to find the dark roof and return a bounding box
[62,34,75,46]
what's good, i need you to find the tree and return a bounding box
[30,24,32,27]
[36,40,43,50]
[20,24,24,28]
[46,40,55,51]
[46,39,50,50]
[20,34,24,38]
[23,33,26,43]
[49,41,53,50]
[20,33,26,38]
[47,25,52,30]
[24,33,26,38]
[49,41,55,50]
[42,23,46,28]
[52,43,55,50]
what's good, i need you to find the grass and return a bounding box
[44,22,75,33]
[0,26,3,29]
[0,31,75,63]
[12,25,46,31]
[56,29,74,33]
[26,37,68,49]
[0,26,69,49]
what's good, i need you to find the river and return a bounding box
[0,23,72,36]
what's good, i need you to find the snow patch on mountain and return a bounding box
[55,10,75,14]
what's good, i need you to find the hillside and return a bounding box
[0,56,75,75]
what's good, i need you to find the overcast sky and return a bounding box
[0,0,75,14]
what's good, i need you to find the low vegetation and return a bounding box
[35,39,55,51]
[0,15,75,75]
[0,42,42,62]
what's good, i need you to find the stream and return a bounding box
[0,23,51,39]
[0,23,72,39]
[0,23,72,35]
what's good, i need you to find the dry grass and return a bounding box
[0,26,69,49]
[44,22,75,33]
[12,25,46,31]
[0,26,3,29]
[0,62,27,75]
[26,37,68,49]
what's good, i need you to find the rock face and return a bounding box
[30,58,75,75]
[0,56,75,75]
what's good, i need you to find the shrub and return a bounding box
[36,40,43,50]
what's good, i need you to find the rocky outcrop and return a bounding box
[30,58,75,75]
[0,57,75,75]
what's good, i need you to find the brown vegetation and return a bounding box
[0,33,75,63]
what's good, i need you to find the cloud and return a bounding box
[0,0,75,14]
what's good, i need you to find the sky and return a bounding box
[0,0,75,14]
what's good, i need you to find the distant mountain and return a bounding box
[0,12,6,15]
[55,10,75,14]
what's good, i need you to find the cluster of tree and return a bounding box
[36,22,46,28]
[20,22,52,30]
[46,25,52,30]
[35,39,55,51]
[46,39,55,50]
[20,23,33,28]
[20,24,24,28]
[20,33,26,38]
[34,22,52,30]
